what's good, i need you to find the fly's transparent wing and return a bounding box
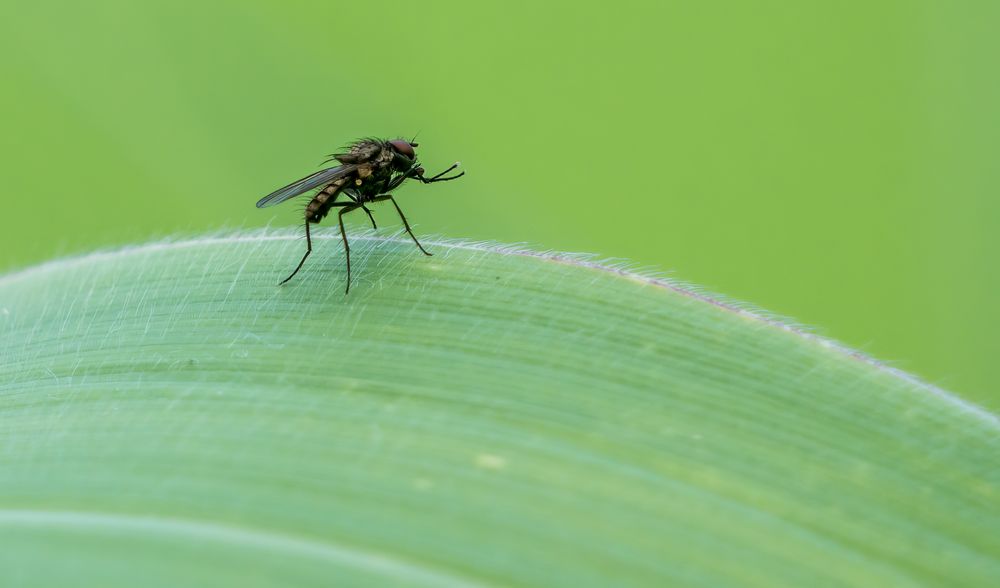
[256,165,356,208]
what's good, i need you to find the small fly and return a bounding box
[257,137,464,293]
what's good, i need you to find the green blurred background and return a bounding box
[1,1,996,408]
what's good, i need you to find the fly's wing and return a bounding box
[255,165,356,208]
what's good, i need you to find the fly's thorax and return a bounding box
[353,165,396,201]
[346,138,384,161]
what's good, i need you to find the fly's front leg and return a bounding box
[418,162,464,183]
[369,171,412,199]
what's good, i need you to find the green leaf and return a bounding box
[1,230,997,588]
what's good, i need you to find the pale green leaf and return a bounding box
[1,230,997,587]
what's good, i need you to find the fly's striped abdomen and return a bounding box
[306,177,351,222]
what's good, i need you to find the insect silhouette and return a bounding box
[257,137,464,293]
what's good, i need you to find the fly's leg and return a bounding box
[345,191,377,229]
[420,163,464,184]
[373,195,431,256]
[361,206,377,229]
[279,220,313,285]
[338,205,358,294]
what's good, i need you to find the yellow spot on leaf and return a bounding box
[475,453,507,470]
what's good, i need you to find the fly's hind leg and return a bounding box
[279,219,313,285]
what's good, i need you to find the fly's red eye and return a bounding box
[388,139,415,159]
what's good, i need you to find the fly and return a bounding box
[257,137,464,293]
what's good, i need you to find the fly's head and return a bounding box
[388,139,419,172]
